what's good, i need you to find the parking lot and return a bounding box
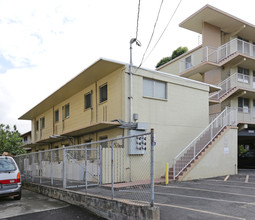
[67,169,255,219]
[152,169,255,220]
[79,169,255,219]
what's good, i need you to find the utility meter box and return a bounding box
[129,125,148,155]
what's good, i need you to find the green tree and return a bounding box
[0,124,26,156]
[156,46,188,68]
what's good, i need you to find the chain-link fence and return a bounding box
[15,130,155,206]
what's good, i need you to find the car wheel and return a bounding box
[14,192,21,200]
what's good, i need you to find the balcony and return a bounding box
[209,72,255,103]
[179,38,255,77]
[238,107,255,125]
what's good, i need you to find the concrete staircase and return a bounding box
[163,107,237,182]
[164,127,228,181]
[210,86,238,103]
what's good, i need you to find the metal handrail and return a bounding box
[209,73,237,100]
[210,72,255,101]
[173,107,237,179]
[179,38,255,74]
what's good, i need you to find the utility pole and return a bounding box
[129,38,141,123]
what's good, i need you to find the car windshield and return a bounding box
[0,158,17,172]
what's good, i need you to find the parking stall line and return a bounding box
[128,199,246,220]
[154,202,246,220]
[120,189,255,206]
[224,175,230,181]
[169,180,255,191]
[157,185,255,199]
[245,175,249,183]
[154,191,255,206]
[203,179,255,185]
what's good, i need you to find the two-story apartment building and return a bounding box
[19,56,237,181]
[20,131,32,152]
[158,5,255,166]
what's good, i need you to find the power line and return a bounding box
[136,0,141,40]
[136,0,164,70]
[136,0,183,70]
[144,0,183,63]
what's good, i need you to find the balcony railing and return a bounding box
[179,38,255,74]
[209,73,255,101]
[238,107,255,124]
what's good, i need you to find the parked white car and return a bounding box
[0,156,22,200]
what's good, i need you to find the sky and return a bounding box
[1,0,255,134]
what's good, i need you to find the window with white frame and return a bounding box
[238,66,249,83]
[143,78,166,99]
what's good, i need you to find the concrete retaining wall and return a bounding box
[23,182,160,220]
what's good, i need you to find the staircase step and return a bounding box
[171,125,227,181]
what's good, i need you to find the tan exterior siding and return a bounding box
[202,22,221,48]
[132,71,209,176]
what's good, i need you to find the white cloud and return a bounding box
[1,0,255,134]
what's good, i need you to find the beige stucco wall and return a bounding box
[182,127,238,181]
[204,68,221,85]
[158,58,180,76]
[131,69,210,178]
[202,22,221,48]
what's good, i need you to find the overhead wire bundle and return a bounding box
[134,0,183,72]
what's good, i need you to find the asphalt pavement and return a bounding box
[0,190,104,220]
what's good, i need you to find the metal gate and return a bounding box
[64,145,101,189]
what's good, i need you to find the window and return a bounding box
[238,67,249,83]
[185,56,192,69]
[84,92,92,109]
[238,67,249,75]
[238,97,249,113]
[143,78,166,99]
[64,104,70,118]
[99,84,107,103]
[40,117,45,129]
[36,120,39,131]
[55,109,59,122]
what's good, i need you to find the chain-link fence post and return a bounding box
[150,128,155,207]
[99,144,102,185]
[85,144,88,191]
[111,141,114,199]
[62,145,67,188]
[39,151,42,184]
[31,153,34,182]
[50,150,53,186]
